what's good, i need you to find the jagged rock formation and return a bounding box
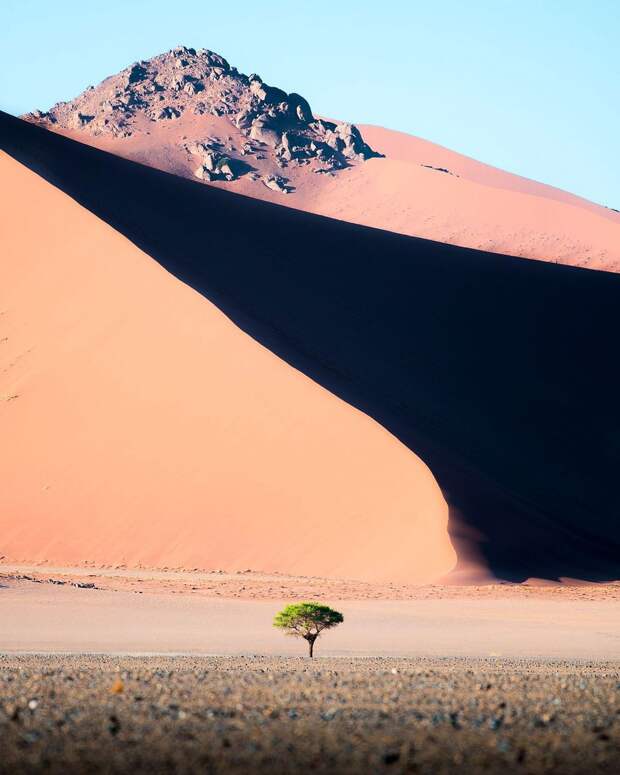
[25,45,379,192]
[22,45,620,269]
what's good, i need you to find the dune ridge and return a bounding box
[24,45,620,271]
[2,112,620,582]
[0,147,454,584]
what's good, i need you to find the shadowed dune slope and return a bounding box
[53,115,620,271]
[0,149,454,584]
[305,126,620,271]
[2,112,620,582]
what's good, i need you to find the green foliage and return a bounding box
[273,602,344,656]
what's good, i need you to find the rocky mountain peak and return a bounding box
[25,46,380,193]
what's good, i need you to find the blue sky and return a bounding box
[2,0,618,207]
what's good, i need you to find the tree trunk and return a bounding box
[308,637,316,658]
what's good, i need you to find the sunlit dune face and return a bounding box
[0,152,456,583]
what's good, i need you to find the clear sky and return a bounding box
[2,0,618,207]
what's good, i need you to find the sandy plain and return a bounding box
[2,571,620,659]
[2,571,620,772]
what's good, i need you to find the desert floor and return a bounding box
[2,566,620,659]
[1,654,619,774]
[2,567,620,773]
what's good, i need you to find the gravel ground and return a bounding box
[1,655,619,774]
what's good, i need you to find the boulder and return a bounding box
[172,45,194,58]
[262,174,290,194]
[194,166,215,181]
[316,145,335,163]
[336,122,361,156]
[187,142,207,156]
[157,106,181,120]
[288,93,313,123]
[324,129,344,152]
[312,119,336,136]
[249,115,282,148]
[198,50,230,70]
[194,149,240,182]
[335,122,375,159]
[184,81,203,96]
[235,109,256,130]
[216,158,236,180]
[203,151,219,171]
[278,132,315,161]
[127,63,148,84]
[74,112,94,127]
[250,83,269,101]
[279,131,293,161]
[250,79,288,104]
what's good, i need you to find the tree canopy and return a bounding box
[273,602,344,657]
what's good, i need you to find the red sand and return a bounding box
[0,151,455,583]
[55,114,620,271]
[305,126,620,271]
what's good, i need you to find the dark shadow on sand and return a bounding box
[2,111,620,582]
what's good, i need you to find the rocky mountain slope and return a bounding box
[23,45,620,270]
[26,45,378,195]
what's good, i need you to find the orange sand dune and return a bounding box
[359,125,616,217]
[5,112,620,583]
[305,128,620,271]
[0,151,455,583]
[55,115,620,271]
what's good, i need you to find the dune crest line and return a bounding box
[2,111,620,582]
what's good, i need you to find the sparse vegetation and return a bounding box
[273,602,343,657]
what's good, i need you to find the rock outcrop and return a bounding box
[24,45,380,193]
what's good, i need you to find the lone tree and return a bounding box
[273,602,344,657]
